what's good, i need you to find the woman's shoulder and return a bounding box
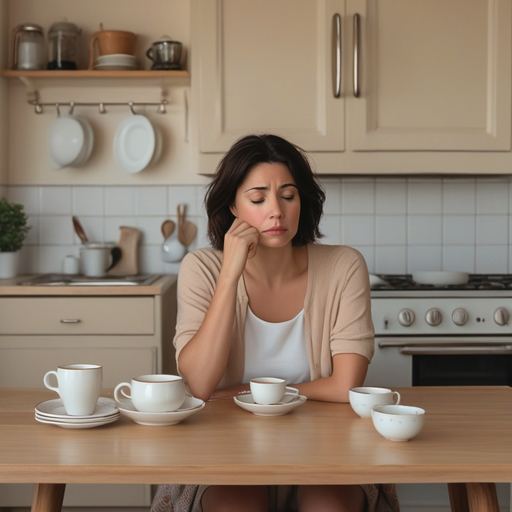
[307,243,366,268]
[180,247,223,274]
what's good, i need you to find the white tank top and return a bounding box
[242,306,311,385]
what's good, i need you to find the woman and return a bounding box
[151,134,399,512]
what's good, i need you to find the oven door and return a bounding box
[365,337,512,388]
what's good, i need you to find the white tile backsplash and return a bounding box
[7,176,512,275]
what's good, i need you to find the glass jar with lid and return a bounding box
[47,21,82,70]
[11,23,46,70]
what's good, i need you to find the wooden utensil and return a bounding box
[72,216,89,244]
[161,220,175,239]
[177,204,197,248]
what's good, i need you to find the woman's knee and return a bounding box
[201,485,268,512]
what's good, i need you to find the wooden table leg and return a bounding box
[448,483,500,512]
[31,483,66,512]
[448,483,470,512]
[466,483,500,512]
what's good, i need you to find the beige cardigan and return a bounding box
[173,244,375,387]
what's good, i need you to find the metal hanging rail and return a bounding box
[30,99,169,115]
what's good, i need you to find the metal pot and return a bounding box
[146,37,182,70]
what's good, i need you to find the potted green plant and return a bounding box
[0,198,30,278]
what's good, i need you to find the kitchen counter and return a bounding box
[0,274,176,296]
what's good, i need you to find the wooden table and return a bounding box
[0,386,510,512]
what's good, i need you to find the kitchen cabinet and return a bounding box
[193,0,512,174]
[0,274,178,510]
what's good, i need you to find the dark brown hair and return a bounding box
[205,134,325,250]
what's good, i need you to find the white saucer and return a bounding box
[234,393,307,416]
[35,397,118,420]
[35,414,120,429]
[116,396,205,426]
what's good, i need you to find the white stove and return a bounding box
[367,274,512,512]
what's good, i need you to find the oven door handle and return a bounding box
[400,345,512,355]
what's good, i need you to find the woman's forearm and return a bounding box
[177,275,239,401]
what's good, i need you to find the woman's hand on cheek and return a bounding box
[221,218,259,280]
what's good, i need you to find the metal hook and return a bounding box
[68,101,75,115]
[128,101,136,115]
[55,103,61,117]
[99,102,107,114]
[34,104,43,114]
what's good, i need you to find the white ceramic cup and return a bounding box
[349,386,401,418]
[43,364,103,416]
[371,405,426,442]
[62,254,80,274]
[79,244,113,277]
[249,377,298,405]
[114,374,186,413]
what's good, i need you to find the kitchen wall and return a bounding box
[3,175,510,276]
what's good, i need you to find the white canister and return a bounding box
[62,255,80,274]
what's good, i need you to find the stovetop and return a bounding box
[372,274,512,291]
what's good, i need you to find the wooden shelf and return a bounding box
[1,69,189,80]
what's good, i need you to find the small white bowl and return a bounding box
[371,405,425,442]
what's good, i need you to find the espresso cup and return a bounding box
[43,364,103,416]
[114,374,185,413]
[249,377,298,405]
[349,386,401,418]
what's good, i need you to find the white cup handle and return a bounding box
[393,391,401,405]
[43,370,60,394]
[286,386,299,395]
[114,382,132,403]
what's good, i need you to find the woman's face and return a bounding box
[230,162,301,248]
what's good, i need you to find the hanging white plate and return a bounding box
[113,115,155,173]
[47,115,85,169]
[71,116,94,167]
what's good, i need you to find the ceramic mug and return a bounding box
[114,374,186,413]
[88,30,137,69]
[43,364,103,416]
[79,244,117,277]
[250,377,298,405]
[349,386,401,418]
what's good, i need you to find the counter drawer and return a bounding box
[0,297,154,335]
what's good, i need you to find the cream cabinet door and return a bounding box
[347,0,512,151]
[195,0,345,153]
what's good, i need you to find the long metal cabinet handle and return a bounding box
[332,13,341,98]
[353,13,361,97]
[401,345,512,355]
[60,319,81,324]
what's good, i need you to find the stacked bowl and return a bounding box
[47,115,94,169]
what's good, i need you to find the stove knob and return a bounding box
[452,308,468,326]
[426,308,442,326]
[398,308,415,327]
[494,308,510,326]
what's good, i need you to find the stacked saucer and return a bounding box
[35,397,120,429]
[94,54,137,70]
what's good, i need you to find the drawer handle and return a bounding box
[60,319,81,324]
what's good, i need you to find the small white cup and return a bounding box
[43,364,103,416]
[249,377,298,405]
[114,374,186,413]
[371,405,426,442]
[62,255,80,274]
[349,386,401,418]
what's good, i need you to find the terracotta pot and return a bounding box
[88,30,137,69]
